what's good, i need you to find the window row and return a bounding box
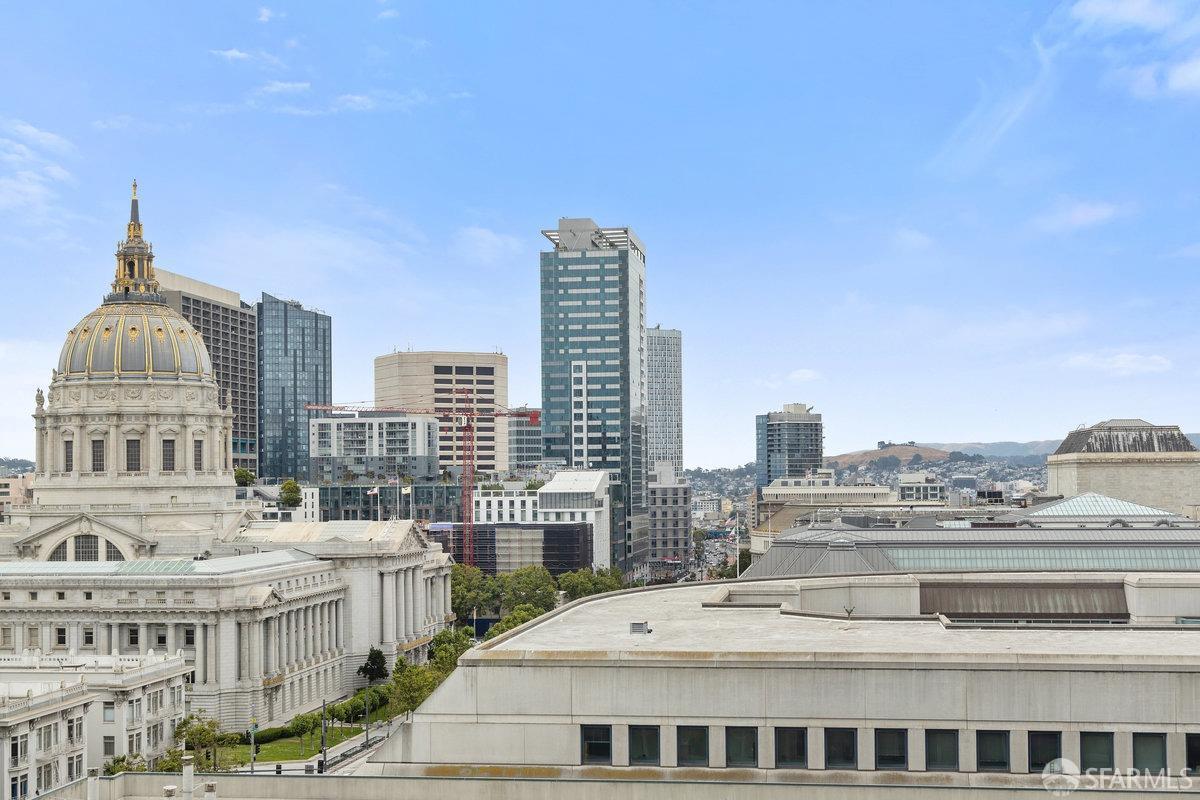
[579,725,1191,774]
[68,438,207,472]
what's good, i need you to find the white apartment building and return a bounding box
[646,326,683,473]
[308,413,439,483]
[474,471,612,569]
[374,351,510,475]
[896,472,947,502]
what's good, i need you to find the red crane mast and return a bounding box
[305,391,539,566]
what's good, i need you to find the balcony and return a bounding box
[66,736,84,751]
[35,742,64,761]
[9,754,28,769]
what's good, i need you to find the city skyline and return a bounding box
[4,2,1200,467]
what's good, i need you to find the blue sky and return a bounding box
[2,1,1200,467]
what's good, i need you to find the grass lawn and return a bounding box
[217,725,363,765]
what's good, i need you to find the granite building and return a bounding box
[1047,419,1200,518]
[540,218,649,573]
[257,293,332,481]
[157,269,259,473]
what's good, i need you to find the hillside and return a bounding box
[922,435,1200,457]
[825,445,949,468]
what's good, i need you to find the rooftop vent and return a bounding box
[629,621,652,635]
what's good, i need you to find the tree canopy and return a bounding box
[279,479,302,507]
[498,565,557,613]
[557,567,624,601]
[234,467,256,487]
[357,646,390,684]
[484,603,544,640]
[450,563,502,619]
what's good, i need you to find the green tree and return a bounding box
[499,565,557,613]
[450,563,501,619]
[484,603,544,641]
[908,453,924,466]
[358,646,390,684]
[391,662,442,712]
[524,479,545,491]
[279,479,302,507]
[103,754,147,775]
[155,748,186,772]
[428,626,474,676]
[234,467,256,487]
[174,714,221,771]
[557,567,624,601]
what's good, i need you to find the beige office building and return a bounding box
[375,351,509,475]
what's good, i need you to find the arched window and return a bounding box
[75,534,99,561]
[126,260,136,278]
[48,541,68,561]
[106,540,125,561]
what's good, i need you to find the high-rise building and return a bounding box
[540,218,648,572]
[507,406,544,473]
[647,460,692,571]
[309,412,439,484]
[158,269,259,473]
[646,325,683,473]
[374,351,509,475]
[257,293,332,481]
[755,403,823,488]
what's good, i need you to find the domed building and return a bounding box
[0,183,257,560]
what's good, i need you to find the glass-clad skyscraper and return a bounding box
[755,403,824,488]
[257,292,332,481]
[540,219,648,572]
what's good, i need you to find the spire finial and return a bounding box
[131,179,138,200]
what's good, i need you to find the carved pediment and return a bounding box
[14,513,159,559]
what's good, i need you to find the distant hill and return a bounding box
[826,444,949,468]
[0,457,34,475]
[922,435,1200,457]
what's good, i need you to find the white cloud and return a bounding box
[1032,199,1121,233]
[1064,351,1172,376]
[0,120,76,238]
[210,48,251,61]
[3,120,74,155]
[787,369,822,383]
[1070,0,1177,31]
[951,310,1088,347]
[892,226,934,250]
[1167,54,1200,93]
[451,226,523,267]
[257,7,275,23]
[378,8,400,19]
[334,94,376,112]
[259,81,310,94]
[92,115,133,131]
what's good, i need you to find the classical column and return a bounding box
[217,617,237,685]
[320,602,330,654]
[35,420,45,476]
[137,622,148,655]
[393,572,403,641]
[205,623,218,684]
[166,622,177,655]
[401,569,413,640]
[237,622,249,680]
[444,572,452,621]
[195,623,208,685]
[249,620,262,680]
[74,423,85,477]
[108,423,119,478]
[382,573,397,648]
[336,599,344,651]
[147,422,159,477]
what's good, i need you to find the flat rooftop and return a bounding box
[480,573,1200,667]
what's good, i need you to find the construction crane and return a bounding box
[304,389,539,567]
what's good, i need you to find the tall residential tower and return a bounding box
[540,218,648,572]
[158,269,259,473]
[256,293,332,481]
[755,403,823,488]
[646,325,683,473]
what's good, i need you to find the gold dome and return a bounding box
[57,301,214,381]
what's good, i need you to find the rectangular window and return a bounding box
[103,702,115,722]
[1028,732,1061,774]
[875,729,908,770]
[976,730,1010,772]
[193,440,204,471]
[925,729,959,771]
[162,439,175,472]
[129,627,139,646]
[825,728,857,769]
[103,736,115,757]
[91,439,105,472]
[677,726,709,767]
[580,725,611,765]
[774,727,807,768]
[1080,732,1114,773]
[184,627,195,646]
[63,441,73,472]
[1133,732,1167,775]
[125,439,141,471]
[725,727,758,767]
[629,726,660,766]
[1186,733,1200,775]
[55,627,66,646]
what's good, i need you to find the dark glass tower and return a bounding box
[540,219,648,573]
[256,293,332,481]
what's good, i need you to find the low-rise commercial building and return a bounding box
[896,472,946,502]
